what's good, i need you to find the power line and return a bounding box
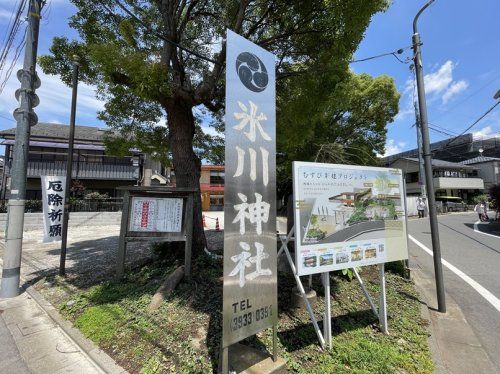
[0,0,28,95]
[433,75,500,121]
[428,122,459,136]
[105,0,220,65]
[0,113,16,123]
[428,125,456,137]
[106,1,414,70]
[443,101,500,149]
[0,29,27,94]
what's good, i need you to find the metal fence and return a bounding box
[0,198,124,213]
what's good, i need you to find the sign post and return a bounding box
[222,29,277,370]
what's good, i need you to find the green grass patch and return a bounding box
[74,304,124,344]
[40,254,433,373]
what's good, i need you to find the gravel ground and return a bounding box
[0,225,153,288]
[0,226,225,289]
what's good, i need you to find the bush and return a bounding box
[25,200,42,212]
[84,191,109,200]
[472,194,489,205]
[489,183,500,211]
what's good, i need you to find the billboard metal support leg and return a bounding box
[272,324,278,362]
[322,272,332,348]
[279,226,326,349]
[221,346,229,374]
[353,268,379,319]
[378,263,389,334]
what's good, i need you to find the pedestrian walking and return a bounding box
[482,201,489,221]
[417,197,426,218]
[474,202,484,221]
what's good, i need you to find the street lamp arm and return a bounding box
[413,0,435,34]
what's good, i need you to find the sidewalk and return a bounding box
[0,252,128,373]
[0,290,105,373]
[411,268,498,374]
[475,219,500,237]
[0,307,29,373]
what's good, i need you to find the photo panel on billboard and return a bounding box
[293,162,408,276]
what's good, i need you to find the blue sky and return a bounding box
[354,0,500,155]
[0,0,498,157]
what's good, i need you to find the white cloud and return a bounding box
[0,61,105,130]
[395,60,469,121]
[378,139,406,157]
[472,126,499,140]
[423,60,468,104]
[442,80,468,104]
[0,8,13,21]
[424,60,454,94]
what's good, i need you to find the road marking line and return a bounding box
[408,234,500,313]
[473,220,500,239]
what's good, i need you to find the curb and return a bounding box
[473,219,500,239]
[25,285,128,374]
[0,256,127,374]
[410,268,498,374]
[410,269,446,373]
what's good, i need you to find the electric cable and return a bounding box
[443,101,500,149]
[0,0,28,95]
[107,0,220,65]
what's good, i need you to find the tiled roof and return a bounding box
[0,123,112,142]
[393,157,474,170]
[460,156,500,165]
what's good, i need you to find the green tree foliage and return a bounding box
[472,193,489,205]
[489,184,500,211]
[39,0,392,255]
[277,72,399,201]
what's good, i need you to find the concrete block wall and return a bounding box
[0,212,122,231]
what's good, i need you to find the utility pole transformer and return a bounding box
[412,0,446,313]
[0,0,44,298]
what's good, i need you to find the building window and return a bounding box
[209,194,224,211]
[210,170,224,185]
[405,172,419,183]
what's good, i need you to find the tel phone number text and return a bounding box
[230,305,273,332]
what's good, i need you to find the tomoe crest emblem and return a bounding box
[236,52,268,92]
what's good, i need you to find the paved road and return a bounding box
[408,212,500,371]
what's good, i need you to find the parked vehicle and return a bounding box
[435,196,468,212]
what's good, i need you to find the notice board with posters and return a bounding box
[129,197,183,233]
[293,162,408,276]
[222,29,277,348]
[116,186,196,279]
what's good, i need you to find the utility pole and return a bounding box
[412,0,446,312]
[413,99,427,200]
[59,55,80,276]
[0,0,44,298]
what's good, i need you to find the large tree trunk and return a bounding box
[166,97,206,256]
